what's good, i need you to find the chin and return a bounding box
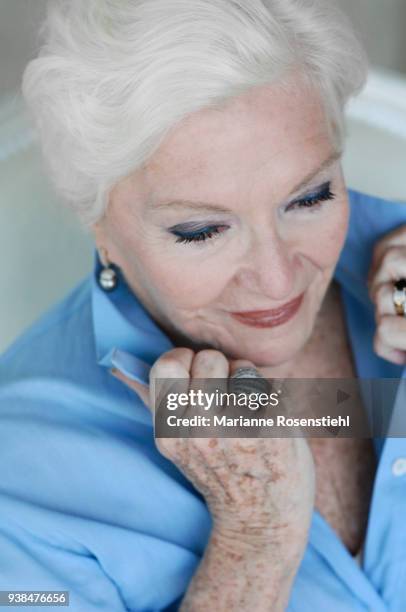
[220,337,303,368]
[224,317,315,367]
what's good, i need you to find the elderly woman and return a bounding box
[1,0,406,610]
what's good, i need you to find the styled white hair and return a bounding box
[22,0,368,230]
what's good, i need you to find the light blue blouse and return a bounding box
[1,188,406,611]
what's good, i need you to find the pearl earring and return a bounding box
[98,247,118,292]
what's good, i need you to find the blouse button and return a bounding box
[392,458,406,477]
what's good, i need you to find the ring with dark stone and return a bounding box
[228,367,272,397]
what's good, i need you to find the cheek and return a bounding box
[300,198,349,270]
[137,248,231,309]
[108,214,231,310]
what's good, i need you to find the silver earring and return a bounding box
[98,247,118,292]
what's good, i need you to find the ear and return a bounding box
[91,220,107,250]
[90,220,116,268]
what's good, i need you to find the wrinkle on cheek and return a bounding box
[151,265,231,309]
[303,208,349,270]
[177,309,237,350]
[107,214,150,266]
[195,319,237,350]
[321,224,349,266]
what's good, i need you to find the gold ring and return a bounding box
[393,279,406,316]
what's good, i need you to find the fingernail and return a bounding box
[109,367,119,376]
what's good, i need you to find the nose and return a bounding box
[233,232,297,302]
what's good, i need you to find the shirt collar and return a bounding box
[334,187,389,310]
[91,249,174,385]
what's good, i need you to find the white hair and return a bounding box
[22,0,369,230]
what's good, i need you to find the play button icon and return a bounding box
[337,389,350,405]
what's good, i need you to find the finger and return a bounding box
[150,347,195,416]
[110,368,151,408]
[190,349,230,379]
[190,349,230,397]
[150,347,195,379]
[369,225,406,283]
[369,245,406,295]
[189,350,229,424]
[377,315,406,350]
[375,314,406,353]
[372,282,399,318]
[373,331,406,365]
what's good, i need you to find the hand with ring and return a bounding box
[110,347,315,563]
[367,224,406,365]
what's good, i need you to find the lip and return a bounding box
[230,293,304,328]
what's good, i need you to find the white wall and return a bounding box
[0,0,47,94]
[339,0,406,75]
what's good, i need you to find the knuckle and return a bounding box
[373,333,385,357]
[375,283,386,304]
[151,357,181,378]
[375,320,387,340]
[376,316,401,346]
[383,245,402,264]
[156,437,179,460]
[375,320,387,343]
[373,284,387,311]
[194,349,228,367]
[153,348,193,372]
[196,348,226,359]
[164,347,194,361]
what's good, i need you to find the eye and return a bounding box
[170,224,229,245]
[287,182,335,212]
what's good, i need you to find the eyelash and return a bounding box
[288,182,335,212]
[171,182,335,245]
[172,225,226,245]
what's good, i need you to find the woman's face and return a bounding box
[93,77,349,367]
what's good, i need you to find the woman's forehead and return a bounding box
[141,82,332,201]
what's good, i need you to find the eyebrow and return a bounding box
[152,149,342,214]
